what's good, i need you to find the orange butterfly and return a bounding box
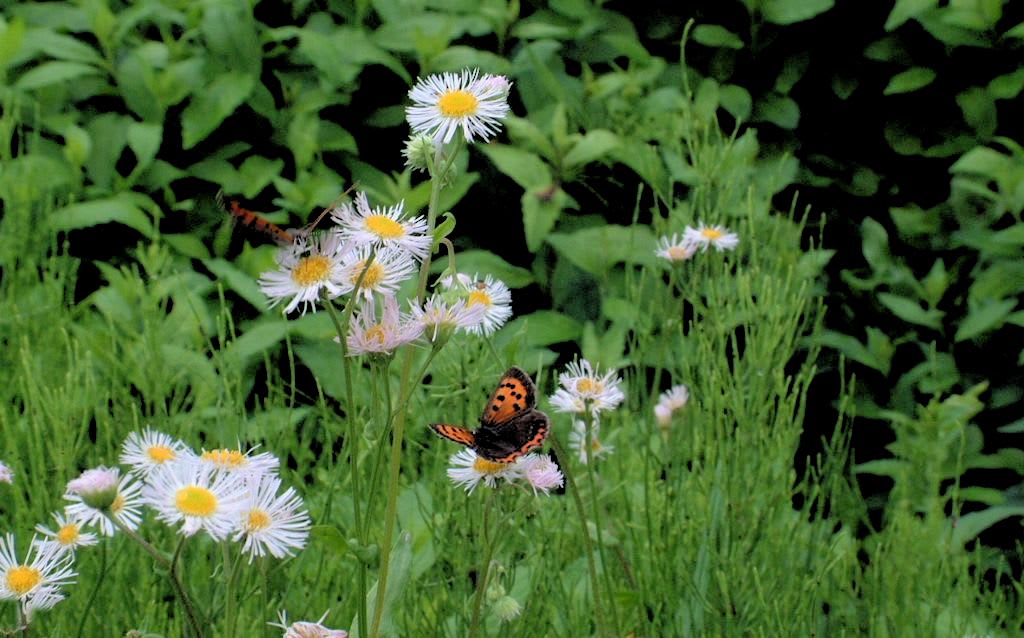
[430,367,550,463]
[219,195,295,245]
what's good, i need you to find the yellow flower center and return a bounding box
[365,324,388,345]
[666,246,692,260]
[6,566,40,596]
[56,523,80,546]
[147,445,176,463]
[351,261,384,288]
[365,215,405,239]
[175,486,218,517]
[292,256,332,286]
[111,493,125,514]
[438,90,479,117]
[576,378,603,395]
[472,458,506,474]
[467,290,492,307]
[202,449,247,469]
[244,509,272,532]
[701,227,724,240]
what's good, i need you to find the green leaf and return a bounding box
[883,67,936,95]
[501,310,582,347]
[853,458,905,478]
[692,24,745,49]
[14,60,103,90]
[955,299,1017,341]
[860,218,892,272]
[478,144,551,189]
[753,94,800,129]
[877,292,944,329]
[952,506,1024,546]
[238,156,285,199]
[563,130,620,169]
[719,84,752,121]
[310,524,348,554]
[432,212,456,252]
[611,141,669,202]
[200,0,262,75]
[358,532,413,638]
[817,328,892,375]
[546,225,657,277]
[223,318,291,366]
[950,146,1007,175]
[181,72,255,149]
[203,258,267,309]
[430,249,534,288]
[127,122,162,174]
[163,234,210,260]
[521,187,572,253]
[50,197,154,236]
[885,0,939,30]
[760,0,835,25]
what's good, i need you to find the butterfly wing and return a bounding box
[479,367,538,426]
[429,424,476,447]
[473,409,550,463]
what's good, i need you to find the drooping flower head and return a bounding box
[0,534,76,618]
[683,222,739,252]
[63,467,143,537]
[567,418,615,465]
[406,68,512,145]
[258,232,350,315]
[655,233,697,262]
[332,192,430,262]
[344,295,423,357]
[410,296,487,344]
[549,359,625,416]
[654,384,690,428]
[233,475,311,562]
[439,273,513,335]
[269,610,348,638]
[120,428,196,478]
[143,462,248,541]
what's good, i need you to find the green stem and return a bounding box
[548,433,607,635]
[223,542,236,638]
[467,489,500,638]
[583,413,621,635]
[75,541,107,635]
[114,519,204,638]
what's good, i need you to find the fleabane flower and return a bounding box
[683,222,739,252]
[517,454,564,494]
[200,446,279,478]
[344,295,423,356]
[120,428,196,478]
[269,610,348,638]
[655,233,697,262]
[568,419,615,464]
[446,449,524,493]
[64,467,143,536]
[234,476,311,562]
[406,68,512,145]
[258,232,350,315]
[411,296,487,344]
[143,463,247,540]
[549,359,625,416]
[332,192,430,262]
[654,384,690,427]
[34,512,98,556]
[0,534,75,618]
[0,461,12,484]
[338,246,418,301]
[440,273,513,335]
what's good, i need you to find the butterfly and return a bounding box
[430,367,550,463]
[216,192,296,245]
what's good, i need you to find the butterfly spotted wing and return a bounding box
[430,367,550,463]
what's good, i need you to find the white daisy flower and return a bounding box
[446,449,524,493]
[654,384,690,427]
[0,461,12,484]
[200,446,280,478]
[234,476,311,562]
[332,192,430,262]
[406,68,512,145]
[568,419,614,465]
[63,467,144,537]
[143,462,247,540]
[517,454,564,494]
[0,534,75,618]
[269,610,348,638]
[120,428,196,478]
[549,359,625,416]
[34,512,99,555]
[258,232,350,315]
[683,222,739,252]
[410,296,487,343]
[440,273,513,335]
[338,246,418,301]
[344,295,423,356]
[655,233,697,262]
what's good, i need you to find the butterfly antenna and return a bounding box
[307,181,360,232]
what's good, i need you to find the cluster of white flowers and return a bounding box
[654,384,690,427]
[447,450,564,495]
[656,222,740,262]
[547,359,626,465]
[0,428,313,623]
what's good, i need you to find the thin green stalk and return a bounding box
[75,541,107,635]
[467,488,500,638]
[223,542,237,638]
[114,519,204,638]
[548,433,607,636]
[583,413,622,635]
